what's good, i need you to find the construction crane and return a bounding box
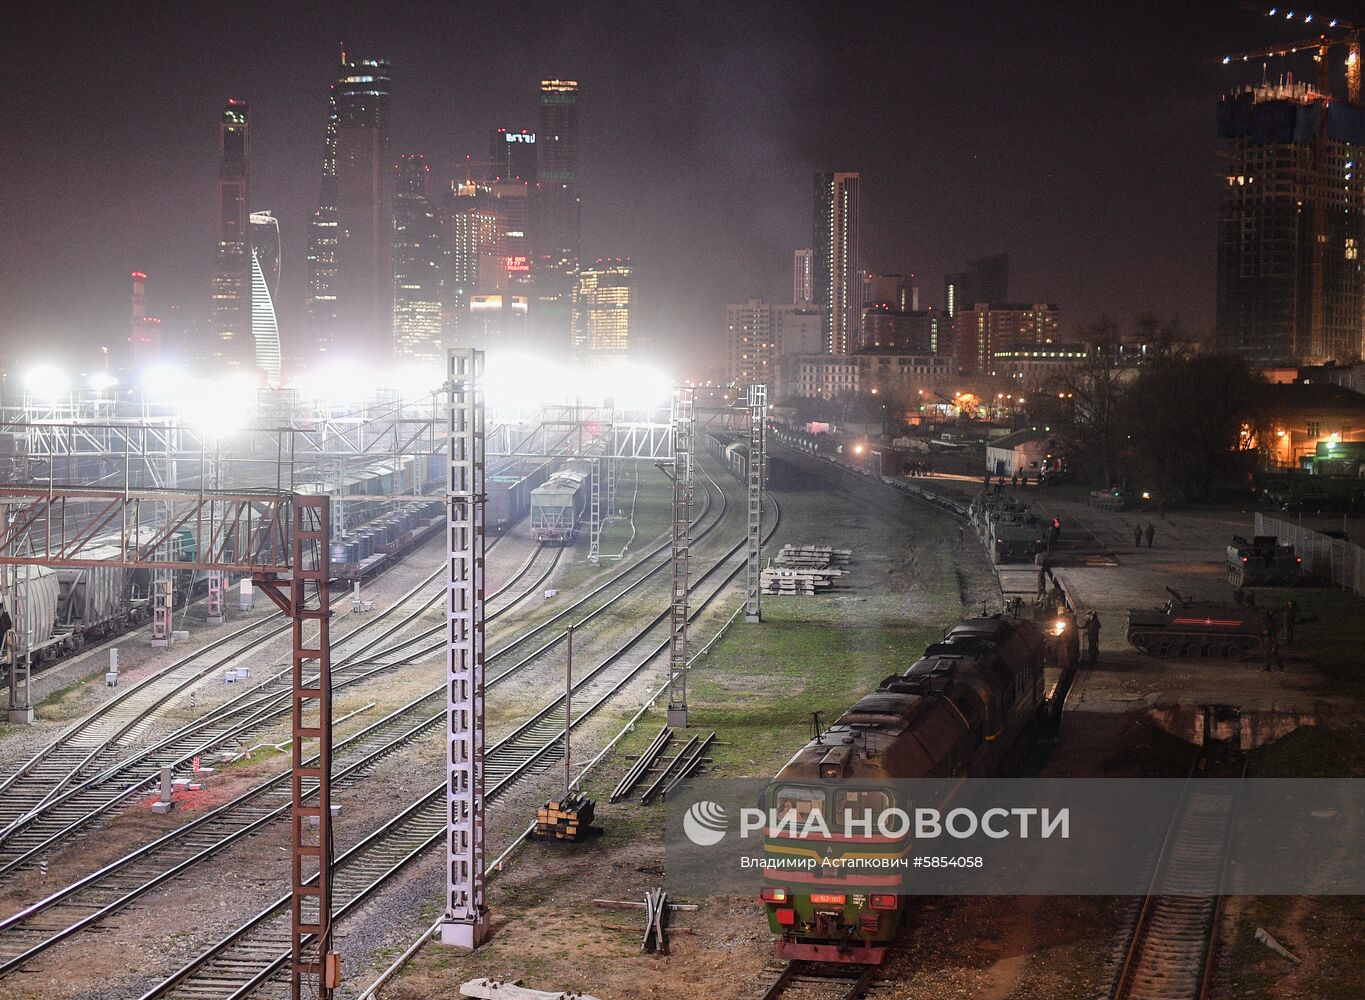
[1221,7,1364,361]
[1222,8,1361,103]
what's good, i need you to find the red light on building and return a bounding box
[131,271,148,281]
[504,255,530,273]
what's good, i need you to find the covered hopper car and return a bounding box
[530,460,591,543]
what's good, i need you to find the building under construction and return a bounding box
[1216,77,1365,366]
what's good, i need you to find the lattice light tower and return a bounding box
[667,387,694,728]
[745,383,767,623]
[440,348,489,949]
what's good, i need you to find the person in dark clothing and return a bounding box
[1262,625,1284,672]
[1284,600,1298,645]
[1011,472,1018,488]
[1084,612,1101,666]
[1067,615,1081,667]
[1132,524,1143,549]
[1052,516,1062,538]
[1144,523,1155,548]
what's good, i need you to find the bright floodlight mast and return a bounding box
[665,386,694,728]
[745,383,767,623]
[441,347,489,948]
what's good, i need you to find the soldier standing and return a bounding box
[1262,618,1284,672]
[1144,523,1155,548]
[1133,524,1143,549]
[1084,612,1101,666]
[1284,600,1298,645]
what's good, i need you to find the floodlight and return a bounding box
[24,365,69,400]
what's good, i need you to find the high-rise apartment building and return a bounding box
[211,99,251,366]
[392,155,444,364]
[953,303,1060,374]
[334,54,393,360]
[793,248,814,307]
[1216,80,1365,365]
[534,80,582,350]
[862,307,941,354]
[249,212,283,384]
[943,253,1009,319]
[813,172,861,354]
[725,300,824,386]
[572,259,633,366]
[306,85,340,356]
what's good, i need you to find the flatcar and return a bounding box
[759,615,1051,964]
[530,460,591,544]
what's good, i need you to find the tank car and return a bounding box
[759,615,1050,964]
[1126,588,1264,659]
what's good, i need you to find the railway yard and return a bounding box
[1,404,1363,1000]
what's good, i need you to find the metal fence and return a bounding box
[1255,514,1365,596]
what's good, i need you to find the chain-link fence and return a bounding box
[1255,514,1365,595]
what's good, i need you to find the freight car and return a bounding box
[0,566,61,659]
[530,460,591,544]
[487,462,551,533]
[759,614,1061,965]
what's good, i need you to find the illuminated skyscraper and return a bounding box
[812,172,861,354]
[129,271,162,368]
[249,211,283,385]
[306,85,340,356]
[534,80,581,350]
[487,128,537,184]
[392,154,444,363]
[333,54,393,360]
[439,179,505,346]
[211,99,251,366]
[572,258,633,366]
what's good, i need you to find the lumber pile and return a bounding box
[772,544,852,569]
[533,791,596,841]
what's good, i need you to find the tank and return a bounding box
[1226,535,1303,587]
[1126,589,1266,659]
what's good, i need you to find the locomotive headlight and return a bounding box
[1051,619,1067,636]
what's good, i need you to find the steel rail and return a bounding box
[137,472,767,1000]
[0,474,726,971]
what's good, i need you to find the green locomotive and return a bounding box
[760,614,1053,965]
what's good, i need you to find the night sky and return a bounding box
[0,1,1337,374]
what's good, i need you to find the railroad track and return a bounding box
[1109,746,1247,1000]
[136,473,767,1000]
[0,472,729,975]
[0,537,534,877]
[759,961,882,1000]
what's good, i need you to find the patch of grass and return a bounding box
[686,603,943,777]
[1252,586,1365,701]
[38,679,84,709]
[1246,722,1365,778]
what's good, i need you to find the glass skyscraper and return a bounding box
[249,211,283,385]
[392,155,443,364]
[211,99,251,366]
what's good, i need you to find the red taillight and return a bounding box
[809,893,846,905]
[869,894,898,910]
[1297,557,1303,563]
[776,907,795,926]
[859,913,880,933]
[1242,556,1249,563]
[760,887,787,904]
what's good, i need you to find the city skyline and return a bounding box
[0,2,1301,375]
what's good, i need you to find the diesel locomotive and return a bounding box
[759,614,1058,964]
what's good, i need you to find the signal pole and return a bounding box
[667,387,694,728]
[440,348,489,949]
[745,383,767,624]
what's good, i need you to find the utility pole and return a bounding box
[564,625,573,795]
[745,383,767,624]
[667,387,694,728]
[440,348,489,950]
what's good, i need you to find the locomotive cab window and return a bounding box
[773,786,825,823]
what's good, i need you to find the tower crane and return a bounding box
[1222,9,1361,103]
